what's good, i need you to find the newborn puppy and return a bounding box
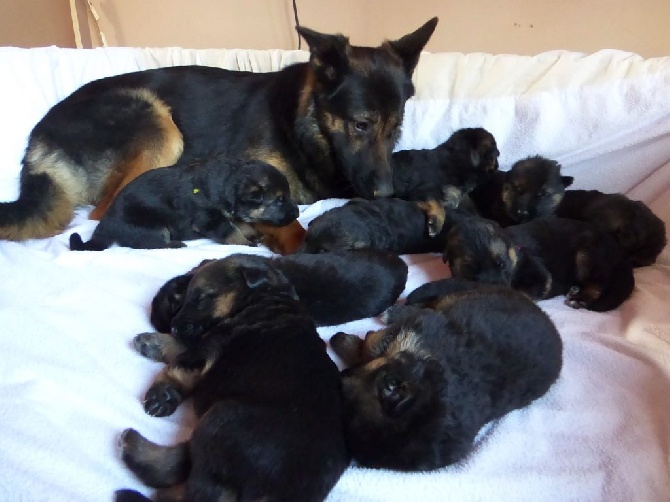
[329,279,562,471]
[118,255,349,501]
[302,198,452,254]
[150,249,408,334]
[467,156,574,226]
[392,127,500,235]
[70,155,299,250]
[555,189,667,267]
[444,214,635,311]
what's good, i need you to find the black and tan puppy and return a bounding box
[467,155,574,226]
[0,19,438,254]
[392,127,500,235]
[69,156,298,251]
[555,190,667,267]
[117,255,350,501]
[302,198,454,254]
[329,279,562,471]
[149,249,408,334]
[444,215,635,311]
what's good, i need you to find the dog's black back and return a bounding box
[555,189,667,267]
[303,198,448,254]
[273,249,408,325]
[332,280,562,470]
[468,156,573,226]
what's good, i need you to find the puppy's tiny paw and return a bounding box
[143,383,182,417]
[133,332,165,362]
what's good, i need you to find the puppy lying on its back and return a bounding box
[555,189,667,267]
[150,249,408,337]
[444,214,635,311]
[466,155,574,226]
[302,198,451,254]
[329,278,562,471]
[117,255,350,501]
[70,155,299,251]
[392,127,500,235]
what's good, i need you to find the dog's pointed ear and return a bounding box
[240,267,270,289]
[297,26,350,85]
[387,17,438,75]
[561,176,574,188]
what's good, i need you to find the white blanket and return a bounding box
[0,46,669,502]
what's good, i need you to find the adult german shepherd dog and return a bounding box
[0,18,438,252]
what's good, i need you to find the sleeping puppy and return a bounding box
[329,279,562,471]
[444,214,635,311]
[149,249,408,334]
[69,155,299,251]
[555,190,667,267]
[117,255,350,501]
[392,127,500,235]
[302,198,453,254]
[466,155,574,226]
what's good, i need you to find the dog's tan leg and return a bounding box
[90,91,184,220]
[133,332,186,364]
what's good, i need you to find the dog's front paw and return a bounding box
[133,332,165,362]
[143,382,182,417]
[565,286,586,309]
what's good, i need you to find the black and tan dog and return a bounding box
[302,197,457,254]
[329,278,562,471]
[69,155,299,251]
[392,127,500,234]
[555,189,667,267]
[149,249,408,334]
[117,255,350,501]
[466,155,574,226]
[0,19,438,254]
[444,214,635,311]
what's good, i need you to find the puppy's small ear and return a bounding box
[561,176,574,188]
[297,26,350,85]
[240,267,270,289]
[387,17,438,75]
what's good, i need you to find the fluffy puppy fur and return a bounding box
[329,279,562,471]
[117,255,350,501]
[444,214,635,311]
[392,127,500,235]
[466,155,574,226]
[150,249,408,332]
[302,197,453,254]
[555,189,667,267]
[69,156,299,251]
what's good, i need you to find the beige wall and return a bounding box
[2,0,669,58]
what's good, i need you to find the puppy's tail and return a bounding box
[120,428,190,488]
[0,169,76,241]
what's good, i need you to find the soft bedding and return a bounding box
[1,46,669,502]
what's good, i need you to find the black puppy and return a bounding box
[302,198,454,254]
[329,279,562,471]
[555,189,667,267]
[467,155,573,226]
[149,249,408,335]
[444,214,635,311]
[392,127,500,235]
[69,155,298,250]
[117,255,350,501]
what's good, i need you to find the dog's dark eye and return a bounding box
[354,120,370,133]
